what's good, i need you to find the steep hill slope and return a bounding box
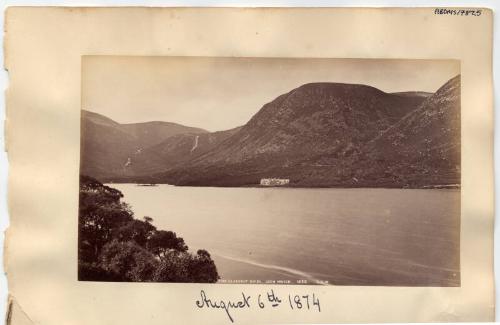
[354,75,461,187]
[82,77,459,188]
[80,110,208,179]
[127,126,243,176]
[159,82,433,186]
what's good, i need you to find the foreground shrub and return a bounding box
[78,175,219,283]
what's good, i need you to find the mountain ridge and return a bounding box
[81,77,460,188]
[80,110,210,179]
[149,80,452,187]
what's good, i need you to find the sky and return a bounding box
[82,56,459,132]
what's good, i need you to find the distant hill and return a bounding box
[127,126,243,176]
[155,81,441,187]
[80,110,208,179]
[82,76,460,188]
[356,75,461,187]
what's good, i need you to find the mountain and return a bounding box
[354,75,460,187]
[156,81,442,186]
[82,76,460,188]
[126,126,243,176]
[80,110,208,179]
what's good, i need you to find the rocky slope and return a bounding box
[354,75,461,187]
[80,110,208,179]
[156,81,446,186]
[127,126,243,176]
[82,76,460,188]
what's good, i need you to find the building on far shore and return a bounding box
[260,178,290,186]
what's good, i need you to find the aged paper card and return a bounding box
[4,7,494,324]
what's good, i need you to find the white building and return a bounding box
[260,178,290,186]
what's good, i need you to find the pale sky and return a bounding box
[82,56,459,132]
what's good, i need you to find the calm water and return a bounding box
[110,184,460,286]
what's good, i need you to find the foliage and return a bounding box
[113,219,156,247]
[147,230,188,257]
[98,240,158,281]
[187,250,220,283]
[151,250,219,283]
[78,175,219,283]
[152,251,191,282]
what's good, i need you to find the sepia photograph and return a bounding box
[79,56,461,286]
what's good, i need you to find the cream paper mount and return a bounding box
[4,7,494,325]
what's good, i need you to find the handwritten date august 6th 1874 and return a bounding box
[196,289,321,323]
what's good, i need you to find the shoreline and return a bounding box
[104,182,461,190]
[212,254,326,285]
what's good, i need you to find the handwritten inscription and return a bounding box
[195,289,321,323]
[434,8,482,17]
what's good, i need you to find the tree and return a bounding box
[187,250,220,283]
[78,174,219,283]
[147,230,188,258]
[152,250,219,283]
[152,251,191,282]
[78,175,134,266]
[99,240,158,281]
[113,219,156,247]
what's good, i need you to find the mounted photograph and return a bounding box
[79,56,460,286]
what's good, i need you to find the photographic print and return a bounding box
[79,56,460,286]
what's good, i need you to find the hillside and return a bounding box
[80,110,208,179]
[82,77,460,188]
[156,81,439,186]
[355,75,461,187]
[126,126,243,176]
